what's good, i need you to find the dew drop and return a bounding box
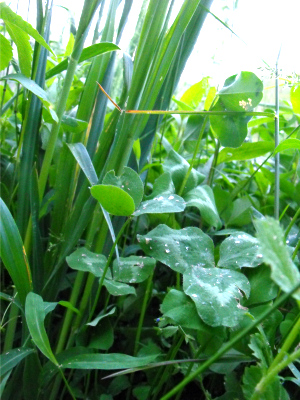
[165,249,170,253]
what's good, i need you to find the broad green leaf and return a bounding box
[103,167,144,209]
[25,292,58,365]
[218,141,274,164]
[218,232,262,269]
[0,347,35,377]
[184,185,222,229]
[88,319,114,351]
[183,114,205,141]
[245,266,278,306]
[145,172,175,199]
[61,353,158,370]
[172,97,194,111]
[255,217,300,300]
[46,42,120,79]
[183,266,250,327]
[163,149,205,195]
[103,279,136,296]
[5,21,32,76]
[0,33,13,71]
[226,197,253,227]
[210,99,251,148]
[113,256,155,283]
[137,225,214,274]
[291,84,300,113]
[219,72,263,112]
[180,77,209,108]
[160,289,205,330]
[133,194,186,216]
[274,138,300,155]
[66,247,110,278]
[0,198,32,306]
[87,307,116,327]
[91,185,135,216]
[0,2,53,54]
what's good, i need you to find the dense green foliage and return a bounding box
[0,1,300,399]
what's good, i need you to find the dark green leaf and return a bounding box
[133,194,186,216]
[163,149,205,194]
[145,172,175,199]
[0,198,32,306]
[25,292,58,365]
[137,225,214,274]
[184,185,222,229]
[244,266,278,306]
[0,348,35,377]
[183,266,250,327]
[160,289,205,330]
[87,307,116,327]
[113,256,155,283]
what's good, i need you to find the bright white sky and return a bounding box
[6,0,300,91]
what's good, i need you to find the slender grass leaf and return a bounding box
[66,247,110,278]
[219,72,263,112]
[61,353,159,370]
[87,307,116,327]
[91,185,135,216]
[0,371,11,397]
[0,198,32,305]
[0,2,54,54]
[137,225,214,274]
[103,167,144,208]
[0,347,35,377]
[184,185,222,229]
[133,194,186,216]
[45,42,120,79]
[113,256,155,283]
[25,292,59,365]
[218,141,274,164]
[0,292,23,313]
[183,266,250,327]
[5,21,32,77]
[67,143,98,185]
[218,232,262,270]
[163,149,205,195]
[254,217,300,300]
[160,289,205,330]
[247,117,274,127]
[58,301,80,315]
[273,138,300,155]
[103,279,136,296]
[0,33,13,71]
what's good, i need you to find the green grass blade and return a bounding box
[0,347,35,377]
[0,199,33,306]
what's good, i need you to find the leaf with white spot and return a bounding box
[183,266,250,327]
[218,232,262,269]
[103,279,136,296]
[137,225,214,274]
[113,256,155,283]
[66,248,110,278]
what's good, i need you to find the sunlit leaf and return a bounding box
[0,33,13,71]
[91,185,135,216]
[291,84,300,114]
[218,141,274,164]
